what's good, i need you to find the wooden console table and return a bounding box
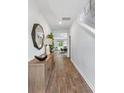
[28,54,54,93]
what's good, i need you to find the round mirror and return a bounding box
[31,24,44,50]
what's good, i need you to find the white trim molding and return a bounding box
[78,22,95,35]
[71,58,95,93]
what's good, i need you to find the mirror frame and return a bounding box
[31,24,44,50]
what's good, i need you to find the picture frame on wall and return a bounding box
[83,0,95,17]
[90,0,95,17]
[83,0,90,16]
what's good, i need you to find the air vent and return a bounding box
[62,17,71,21]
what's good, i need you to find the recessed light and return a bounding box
[59,21,62,24]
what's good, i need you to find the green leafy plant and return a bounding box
[58,41,63,47]
[47,33,54,52]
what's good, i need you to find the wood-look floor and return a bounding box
[46,53,93,93]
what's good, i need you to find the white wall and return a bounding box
[70,21,95,92]
[28,0,51,61]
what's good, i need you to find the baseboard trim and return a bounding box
[71,58,95,93]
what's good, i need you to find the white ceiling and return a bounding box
[36,0,88,30]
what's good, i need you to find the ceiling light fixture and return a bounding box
[59,21,62,24]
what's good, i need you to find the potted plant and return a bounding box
[47,33,54,53]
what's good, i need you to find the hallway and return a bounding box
[46,53,93,93]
